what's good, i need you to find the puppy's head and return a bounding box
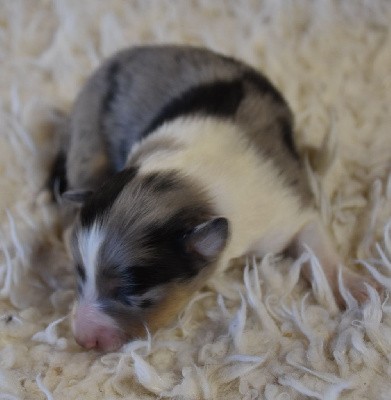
[66,168,229,351]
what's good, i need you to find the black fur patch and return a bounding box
[139,299,153,309]
[142,79,244,137]
[76,263,86,283]
[243,69,286,105]
[143,171,182,192]
[47,151,67,200]
[125,205,212,295]
[80,167,138,227]
[279,117,299,159]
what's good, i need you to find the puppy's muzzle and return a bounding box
[72,302,126,352]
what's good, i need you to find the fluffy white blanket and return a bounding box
[0,1,390,399]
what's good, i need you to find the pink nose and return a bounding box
[72,303,125,352]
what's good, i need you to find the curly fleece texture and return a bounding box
[0,1,391,399]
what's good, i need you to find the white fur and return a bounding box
[77,223,105,303]
[132,117,315,270]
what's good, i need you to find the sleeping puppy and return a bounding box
[51,45,378,351]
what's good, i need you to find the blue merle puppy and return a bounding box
[50,45,377,351]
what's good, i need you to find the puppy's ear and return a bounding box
[184,217,229,260]
[62,189,93,205]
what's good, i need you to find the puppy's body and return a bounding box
[134,117,312,266]
[54,46,375,351]
[65,46,307,198]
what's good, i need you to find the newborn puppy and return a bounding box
[52,45,376,351]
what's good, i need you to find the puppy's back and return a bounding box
[65,45,308,202]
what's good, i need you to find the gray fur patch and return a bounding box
[63,45,307,201]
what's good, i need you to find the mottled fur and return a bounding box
[52,45,377,351]
[62,45,306,198]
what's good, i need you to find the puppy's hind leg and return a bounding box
[291,219,382,308]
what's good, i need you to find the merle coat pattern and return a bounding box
[51,45,377,351]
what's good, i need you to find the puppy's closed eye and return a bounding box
[112,286,134,306]
[112,287,157,310]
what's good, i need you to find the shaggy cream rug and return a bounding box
[0,1,391,399]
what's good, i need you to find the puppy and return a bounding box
[51,45,377,351]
